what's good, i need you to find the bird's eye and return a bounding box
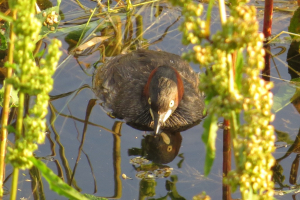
[169,100,175,107]
[148,97,151,105]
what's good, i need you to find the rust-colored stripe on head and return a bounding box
[174,69,184,102]
[143,67,159,98]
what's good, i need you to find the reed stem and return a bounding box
[0,9,16,197]
[9,92,25,199]
[218,0,227,24]
[10,168,19,200]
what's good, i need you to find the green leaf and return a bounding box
[29,157,89,200]
[275,129,294,145]
[5,125,16,133]
[10,86,19,107]
[235,50,243,91]
[288,7,300,39]
[0,32,7,50]
[35,2,61,40]
[177,158,184,169]
[0,81,19,108]
[203,91,214,116]
[201,114,218,176]
[272,78,300,113]
[34,49,45,58]
[0,22,10,50]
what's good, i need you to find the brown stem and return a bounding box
[0,9,16,197]
[112,121,122,198]
[262,45,271,81]
[262,0,273,39]
[262,0,273,81]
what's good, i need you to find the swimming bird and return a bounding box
[93,49,205,134]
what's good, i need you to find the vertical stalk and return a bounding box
[218,1,239,195]
[10,168,19,200]
[0,9,16,197]
[262,0,273,80]
[219,0,238,162]
[218,0,227,24]
[227,54,234,94]
[223,51,237,200]
[222,119,231,200]
[136,15,143,41]
[10,92,24,200]
[262,45,271,81]
[112,122,122,198]
[262,0,273,39]
[205,0,215,37]
[227,54,238,164]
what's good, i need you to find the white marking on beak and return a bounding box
[162,109,172,123]
[155,123,161,134]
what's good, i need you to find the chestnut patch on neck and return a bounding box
[175,69,184,103]
[143,67,159,98]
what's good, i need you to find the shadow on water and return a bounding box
[2,0,300,199]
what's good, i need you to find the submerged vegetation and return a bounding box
[0,0,299,199]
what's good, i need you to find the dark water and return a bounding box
[4,0,300,199]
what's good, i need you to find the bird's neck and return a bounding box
[143,66,184,102]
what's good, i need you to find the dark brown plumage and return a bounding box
[93,49,205,133]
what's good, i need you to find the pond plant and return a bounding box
[0,0,90,200]
[169,0,275,199]
[0,0,277,199]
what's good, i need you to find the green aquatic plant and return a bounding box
[0,1,89,199]
[1,0,62,198]
[169,0,275,199]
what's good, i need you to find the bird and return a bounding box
[144,131,182,164]
[128,131,182,164]
[92,49,205,134]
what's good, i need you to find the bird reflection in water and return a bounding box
[128,131,182,177]
[129,131,182,164]
[92,49,205,134]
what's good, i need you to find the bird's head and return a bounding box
[144,65,184,134]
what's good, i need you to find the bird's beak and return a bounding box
[152,109,172,135]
